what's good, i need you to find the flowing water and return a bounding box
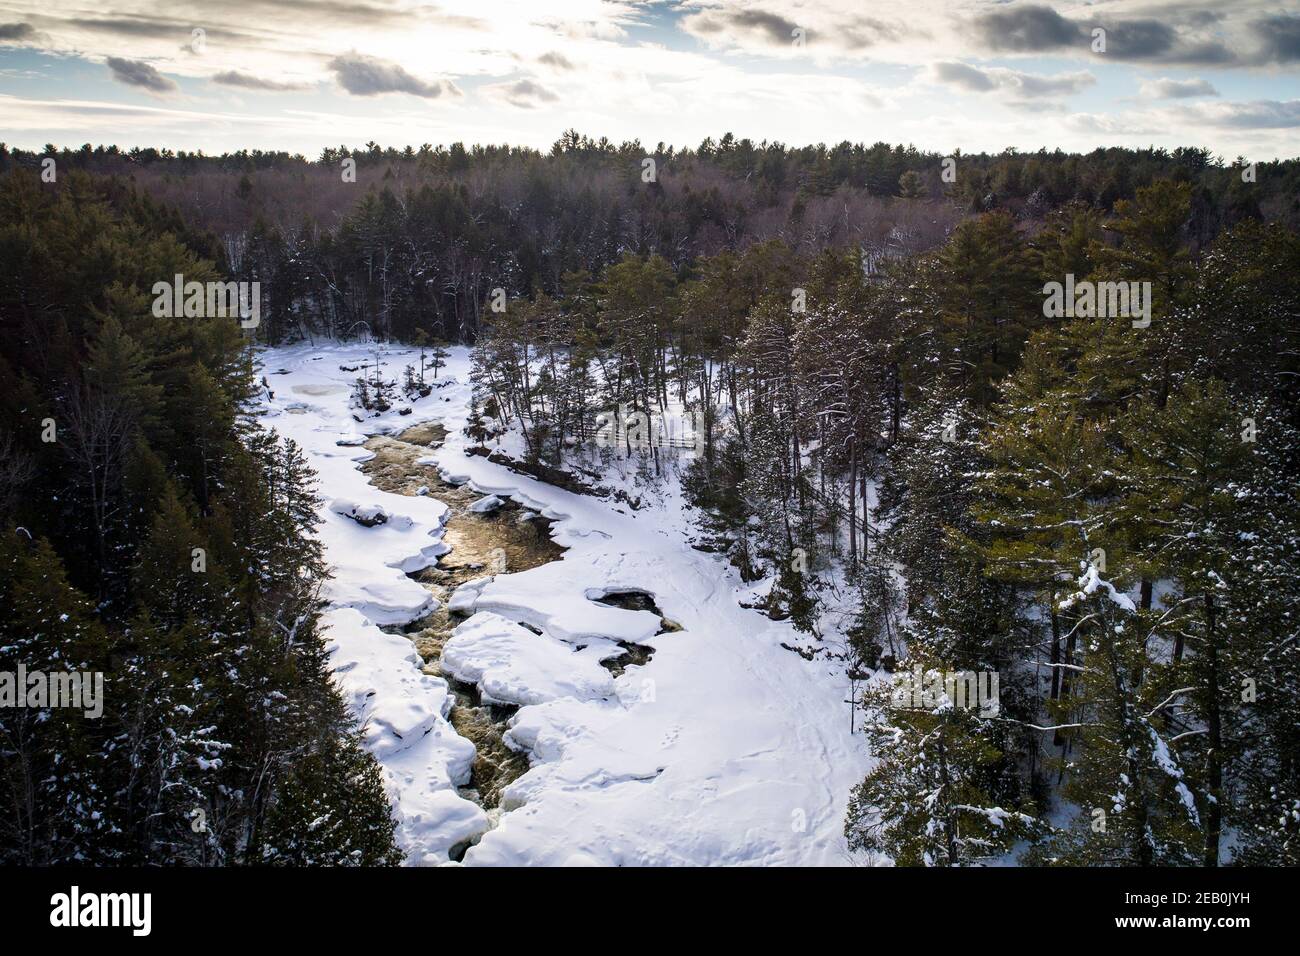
[362,423,563,811]
[361,422,679,828]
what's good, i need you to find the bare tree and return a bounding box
[0,429,36,519]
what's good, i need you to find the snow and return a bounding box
[1059,562,1137,613]
[256,342,871,866]
[442,612,617,706]
[1147,724,1201,825]
[455,572,663,645]
[321,607,483,861]
[329,498,402,527]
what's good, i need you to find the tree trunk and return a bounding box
[847,438,858,566]
[1203,593,1222,867]
[1055,609,1078,750]
[1048,607,1063,703]
[936,728,959,866]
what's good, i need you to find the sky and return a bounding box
[0,0,1297,159]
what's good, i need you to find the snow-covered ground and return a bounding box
[257,343,872,866]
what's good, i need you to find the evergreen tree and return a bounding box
[262,731,403,866]
[846,652,1035,866]
[0,530,112,863]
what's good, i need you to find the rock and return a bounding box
[329,499,389,527]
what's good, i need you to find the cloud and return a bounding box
[73,17,198,39]
[682,5,904,53]
[929,62,1094,100]
[1098,19,1178,60]
[931,61,995,92]
[837,16,906,50]
[68,16,254,49]
[211,71,311,92]
[1066,112,1157,136]
[538,51,574,70]
[0,93,285,124]
[691,8,800,46]
[1139,77,1218,99]
[1102,22,1234,66]
[105,57,178,94]
[1177,99,1300,129]
[486,78,560,109]
[1251,15,1300,64]
[1068,98,1300,139]
[969,3,1235,66]
[1009,70,1094,98]
[327,52,460,98]
[971,4,1079,53]
[2,0,1296,162]
[0,22,37,42]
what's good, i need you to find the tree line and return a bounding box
[3,135,1293,348]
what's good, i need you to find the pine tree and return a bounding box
[846,552,902,669]
[898,169,925,199]
[1226,419,1300,864]
[1124,382,1290,864]
[934,211,1040,406]
[846,651,1035,866]
[1026,576,1202,866]
[112,610,223,863]
[1035,202,1103,281]
[133,483,225,630]
[0,168,403,867]
[0,530,113,863]
[262,731,403,866]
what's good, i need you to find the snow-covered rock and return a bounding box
[330,498,389,527]
[322,607,483,861]
[442,612,616,706]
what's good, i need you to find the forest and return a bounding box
[468,182,1300,865]
[3,133,1294,344]
[0,171,401,864]
[1,134,1297,865]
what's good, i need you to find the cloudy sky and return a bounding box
[0,1,1297,158]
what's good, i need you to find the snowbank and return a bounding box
[442,612,617,706]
